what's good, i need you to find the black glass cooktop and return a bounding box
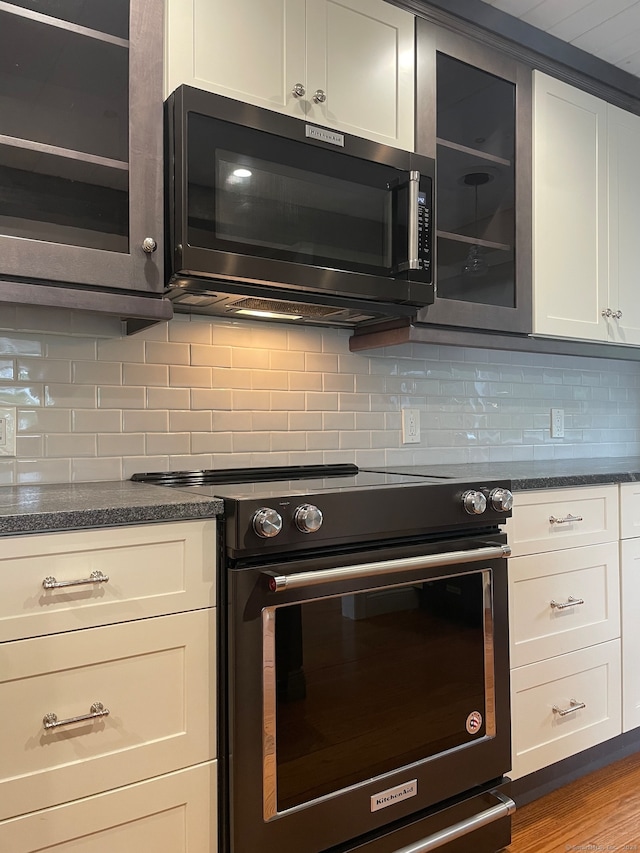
[131,463,449,500]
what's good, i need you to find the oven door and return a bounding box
[222,535,511,853]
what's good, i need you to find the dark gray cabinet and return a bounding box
[414,20,531,334]
[0,0,171,329]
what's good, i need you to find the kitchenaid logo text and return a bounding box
[305,125,345,147]
[370,780,418,812]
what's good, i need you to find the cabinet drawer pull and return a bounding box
[43,701,110,730]
[550,595,585,610]
[42,570,109,590]
[549,513,583,525]
[552,699,586,717]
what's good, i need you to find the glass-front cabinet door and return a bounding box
[0,0,163,295]
[415,21,531,334]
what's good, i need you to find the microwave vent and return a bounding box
[229,297,339,318]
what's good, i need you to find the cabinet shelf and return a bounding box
[436,137,512,168]
[0,1,129,46]
[0,136,128,185]
[437,230,511,252]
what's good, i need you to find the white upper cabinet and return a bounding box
[532,71,608,342]
[533,71,640,346]
[164,0,415,150]
[606,105,640,346]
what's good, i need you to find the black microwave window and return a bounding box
[186,113,398,277]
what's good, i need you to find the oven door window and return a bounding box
[186,113,400,276]
[263,569,495,816]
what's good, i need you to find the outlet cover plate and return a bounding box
[402,408,421,444]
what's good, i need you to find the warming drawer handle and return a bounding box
[43,702,110,730]
[549,513,583,525]
[42,570,109,590]
[550,595,585,610]
[393,791,516,853]
[263,544,511,592]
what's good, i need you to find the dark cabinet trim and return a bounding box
[0,278,172,334]
[390,0,640,111]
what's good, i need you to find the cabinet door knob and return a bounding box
[291,83,306,98]
[313,89,327,104]
[142,237,157,254]
[602,308,612,318]
[613,309,623,319]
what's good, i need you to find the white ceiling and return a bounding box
[477,0,640,79]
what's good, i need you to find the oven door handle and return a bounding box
[262,544,510,592]
[395,790,516,853]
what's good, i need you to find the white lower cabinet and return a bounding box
[0,520,217,852]
[620,482,640,732]
[0,760,216,853]
[511,640,621,779]
[506,486,622,780]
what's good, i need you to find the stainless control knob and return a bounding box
[490,487,514,512]
[141,237,157,254]
[294,503,323,534]
[252,507,283,539]
[462,490,487,515]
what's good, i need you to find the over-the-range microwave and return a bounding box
[164,86,435,327]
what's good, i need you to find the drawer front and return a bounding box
[509,542,620,668]
[510,640,621,780]
[620,482,640,540]
[506,485,618,557]
[0,609,215,820]
[0,761,217,853]
[0,520,216,642]
[621,537,640,732]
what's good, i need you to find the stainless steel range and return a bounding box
[132,464,515,853]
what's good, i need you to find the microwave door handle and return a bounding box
[389,170,421,274]
[407,170,420,270]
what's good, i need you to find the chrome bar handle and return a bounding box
[407,170,420,270]
[42,570,109,590]
[264,544,511,593]
[43,702,110,730]
[549,513,583,525]
[394,791,516,853]
[553,698,586,717]
[550,595,585,610]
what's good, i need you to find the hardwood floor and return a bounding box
[507,751,640,851]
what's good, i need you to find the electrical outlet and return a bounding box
[550,408,565,439]
[401,408,421,444]
[0,407,16,457]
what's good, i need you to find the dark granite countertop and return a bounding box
[380,458,640,491]
[0,481,222,535]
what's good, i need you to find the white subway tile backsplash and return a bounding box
[145,341,190,365]
[98,386,146,409]
[0,311,636,482]
[73,361,121,385]
[123,363,169,387]
[123,410,170,433]
[46,434,97,458]
[72,410,121,433]
[146,432,191,456]
[143,388,191,409]
[97,433,146,457]
[18,358,71,383]
[191,432,233,454]
[169,365,213,388]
